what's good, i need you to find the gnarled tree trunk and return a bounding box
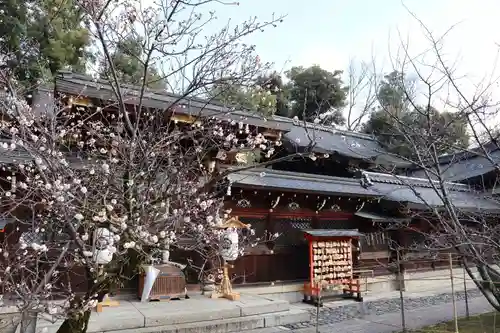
[17,311,37,333]
[56,310,91,333]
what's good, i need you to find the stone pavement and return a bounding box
[285,295,494,333]
[285,288,484,329]
[32,294,310,333]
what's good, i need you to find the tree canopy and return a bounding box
[99,36,165,89]
[0,0,91,89]
[209,65,350,124]
[285,65,347,125]
[363,71,469,158]
[208,83,277,116]
[256,72,290,116]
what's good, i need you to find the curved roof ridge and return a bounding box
[56,71,377,142]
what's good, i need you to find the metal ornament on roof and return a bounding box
[236,199,251,208]
[331,204,341,212]
[216,150,228,161]
[288,202,300,211]
[398,206,411,215]
[350,141,362,148]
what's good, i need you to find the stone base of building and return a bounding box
[233,266,480,303]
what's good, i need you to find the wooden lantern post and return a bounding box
[211,216,250,301]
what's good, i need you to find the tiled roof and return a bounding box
[53,72,407,166]
[0,144,33,164]
[410,150,500,182]
[354,210,410,222]
[227,168,377,197]
[282,125,408,166]
[408,142,500,182]
[303,229,363,238]
[54,72,294,131]
[227,168,500,212]
[0,141,86,168]
[364,171,470,190]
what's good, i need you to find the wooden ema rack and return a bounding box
[303,230,362,306]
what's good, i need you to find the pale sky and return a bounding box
[129,0,500,128]
[195,0,500,129]
[208,0,500,81]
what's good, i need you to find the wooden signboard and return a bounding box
[303,229,363,306]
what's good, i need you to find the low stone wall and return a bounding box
[403,267,478,292]
[235,266,481,302]
[362,266,479,294]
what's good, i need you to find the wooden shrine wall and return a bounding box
[357,225,392,277]
[229,206,395,284]
[396,221,462,272]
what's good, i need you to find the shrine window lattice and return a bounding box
[274,217,312,246]
[239,216,268,240]
[316,219,353,230]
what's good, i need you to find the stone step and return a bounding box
[37,297,306,333]
[244,327,296,333]
[139,299,291,328]
[86,308,311,333]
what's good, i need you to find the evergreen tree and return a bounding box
[285,65,348,125]
[363,71,469,158]
[208,83,277,117]
[99,36,165,89]
[256,72,290,116]
[0,0,91,90]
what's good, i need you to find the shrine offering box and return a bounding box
[138,264,187,301]
[303,229,363,306]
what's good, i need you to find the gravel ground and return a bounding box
[285,289,483,330]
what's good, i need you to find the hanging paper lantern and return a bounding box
[94,228,115,265]
[220,228,239,261]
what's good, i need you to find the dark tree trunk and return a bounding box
[56,310,91,333]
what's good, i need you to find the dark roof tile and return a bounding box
[303,229,363,237]
[227,168,500,212]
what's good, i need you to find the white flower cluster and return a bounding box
[0,86,283,321]
[18,241,48,253]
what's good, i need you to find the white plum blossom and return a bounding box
[47,306,58,315]
[0,19,285,325]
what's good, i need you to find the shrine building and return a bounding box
[1,71,499,301]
